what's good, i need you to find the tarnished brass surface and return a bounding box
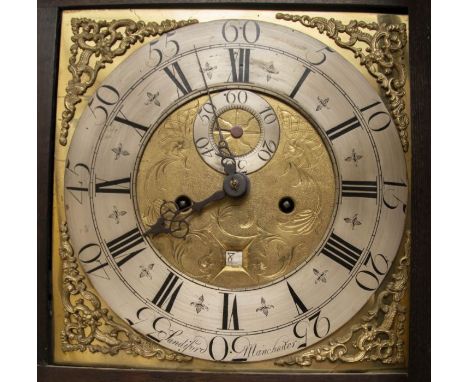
[136,93,336,289]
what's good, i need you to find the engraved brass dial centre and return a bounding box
[136,91,336,289]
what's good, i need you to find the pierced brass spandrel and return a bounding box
[59,222,192,362]
[276,13,409,152]
[275,230,410,366]
[60,17,198,146]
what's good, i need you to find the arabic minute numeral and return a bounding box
[148,32,180,67]
[222,20,260,43]
[88,85,120,124]
[293,309,331,348]
[308,46,335,66]
[326,101,387,141]
[257,140,277,161]
[209,336,248,362]
[195,137,215,157]
[355,252,389,291]
[65,161,90,204]
[259,107,277,124]
[383,180,407,212]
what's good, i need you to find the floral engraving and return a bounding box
[190,295,209,314]
[108,205,127,224]
[256,297,275,317]
[112,143,130,160]
[344,213,362,230]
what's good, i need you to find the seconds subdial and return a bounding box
[193,89,280,174]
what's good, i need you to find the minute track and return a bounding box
[66,19,407,362]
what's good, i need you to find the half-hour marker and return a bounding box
[111,143,129,160]
[342,180,377,199]
[163,62,192,96]
[321,232,362,271]
[289,68,311,98]
[221,293,240,330]
[152,272,183,313]
[287,282,308,315]
[316,96,330,111]
[228,48,250,83]
[139,263,155,279]
[344,214,362,230]
[344,149,363,167]
[108,205,127,224]
[145,91,160,106]
[191,295,209,314]
[203,62,217,79]
[255,297,274,317]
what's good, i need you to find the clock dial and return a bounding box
[64,19,407,362]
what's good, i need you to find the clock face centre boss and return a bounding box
[64,19,407,362]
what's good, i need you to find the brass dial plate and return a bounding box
[54,9,410,369]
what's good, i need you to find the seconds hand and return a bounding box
[194,46,236,174]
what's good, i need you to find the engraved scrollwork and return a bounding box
[59,222,192,361]
[275,230,411,366]
[60,17,198,146]
[276,13,409,152]
[137,94,336,289]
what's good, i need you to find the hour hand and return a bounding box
[143,190,227,239]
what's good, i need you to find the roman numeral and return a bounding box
[163,62,192,96]
[289,68,311,98]
[326,101,382,141]
[342,180,377,199]
[321,232,362,271]
[287,282,308,315]
[326,114,361,140]
[95,177,130,194]
[87,228,144,274]
[152,272,183,313]
[221,293,240,330]
[114,112,148,134]
[229,48,250,83]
